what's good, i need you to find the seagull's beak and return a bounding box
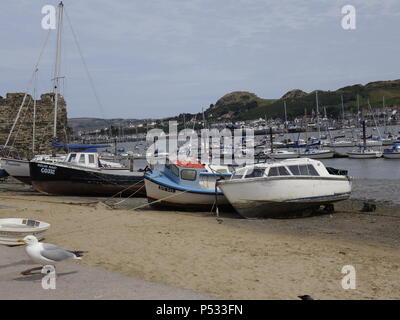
[17,239,25,243]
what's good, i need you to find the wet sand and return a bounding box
[1,180,400,299]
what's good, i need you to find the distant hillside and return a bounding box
[68,117,146,132]
[197,79,400,122]
[69,79,400,132]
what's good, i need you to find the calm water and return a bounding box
[320,158,400,204]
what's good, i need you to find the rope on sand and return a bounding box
[128,189,190,211]
[109,184,145,207]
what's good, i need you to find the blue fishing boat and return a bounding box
[144,159,233,211]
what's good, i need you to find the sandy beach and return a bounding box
[1,180,399,299]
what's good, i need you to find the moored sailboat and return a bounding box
[347,120,382,159]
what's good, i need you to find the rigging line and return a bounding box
[8,97,33,156]
[111,184,145,206]
[104,178,145,201]
[4,29,52,148]
[129,189,190,211]
[64,7,106,118]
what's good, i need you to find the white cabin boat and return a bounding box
[0,218,50,245]
[217,158,351,218]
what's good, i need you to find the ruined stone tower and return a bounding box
[0,92,69,158]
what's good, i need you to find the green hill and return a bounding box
[198,79,400,122]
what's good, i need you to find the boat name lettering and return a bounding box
[39,165,56,175]
[158,185,176,193]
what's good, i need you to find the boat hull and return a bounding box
[267,153,299,159]
[144,177,232,211]
[347,152,382,159]
[298,151,334,159]
[0,169,9,179]
[30,161,145,197]
[0,158,31,184]
[383,152,400,159]
[218,176,351,218]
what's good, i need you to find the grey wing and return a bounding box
[40,247,75,261]
[42,243,61,250]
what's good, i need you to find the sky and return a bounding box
[0,0,399,119]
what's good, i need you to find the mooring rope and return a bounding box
[109,184,145,206]
[128,189,190,211]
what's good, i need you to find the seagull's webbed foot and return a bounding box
[20,266,43,276]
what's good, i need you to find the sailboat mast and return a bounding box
[316,91,320,139]
[341,94,345,127]
[53,2,64,138]
[283,100,287,130]
[362,120,366,148]
[33,68,38,154]
[356,94,360,127]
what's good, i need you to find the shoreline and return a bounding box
[1,181,399,299]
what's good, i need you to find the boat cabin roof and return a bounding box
[65,152,101,168]
[233,158,332,179]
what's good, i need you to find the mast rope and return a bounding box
[4,29,52,149]
[64,7,106,118]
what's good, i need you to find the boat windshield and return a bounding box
[245,168,265,178]
[287,164,319,176]
[68,154,77,162]
[268,166,290,176]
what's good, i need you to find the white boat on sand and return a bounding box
[0,218,50,245]
[217,158,351,219]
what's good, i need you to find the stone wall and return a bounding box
[0,92,68,158]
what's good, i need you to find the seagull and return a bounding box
[17,235,86,275]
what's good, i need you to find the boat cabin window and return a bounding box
[288,165,300,175]
[245,168,264,178]
[88,154,95,164]
[299,165,308,175]
[278,166,290,176]
[181,169,197,181]
[268,167,279,176]
[68,154,77,162]
[306,164,319,176]
[288,164,319,176]
[79,154,86,164]
[170,164,179,176]
[268,166,290,177]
